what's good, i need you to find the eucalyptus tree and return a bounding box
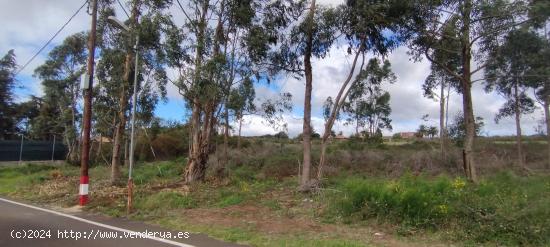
[448,112,485,144]
[427,126,439,139]
[227,77,256,149]
[259,92,293,134]
[531,41,550,169]
[97,0,172,184]
[218,0,262,164]
[485,28,542,170]
[528,0,550,169]
[34,32,88,163]
[316,0,428,184]
[342,59,395,138]
[171,0,273,182]
[246,0,340,190]
[422,24,461,160]
[171,0,227,183]
[14,96,42,136]
[410,0,529,182]
[416,124,428,138]
[0,50,18,139]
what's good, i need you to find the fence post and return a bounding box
[19,134,24,165]
[51,135,56,162]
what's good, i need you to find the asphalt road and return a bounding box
[0,197,245,247]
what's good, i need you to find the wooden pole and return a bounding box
[79,0,98,206]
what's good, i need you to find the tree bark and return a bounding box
[124,134,129,166]
[355,104,360,136]
[460,0,478,183]
[96,133,102,158]
[317,49,363,181]
[224,105,229,164]
[545,96,550,169]
[440,79,446,161]
[68,89,79,164]
[183,0,210,183]
[183,112,206,182]
[237,117,242,149]
[184,101,205,182]
[300,0,316,191]
[514,81,525,169]
[110,110,126,184]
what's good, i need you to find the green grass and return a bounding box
[119,160,184,185]
[155,217,367,247]
[137,191,196,210]
[0,163,58,194]
[2,159,549,246]
[324,172,550,246]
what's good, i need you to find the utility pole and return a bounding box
[79,0,98,206]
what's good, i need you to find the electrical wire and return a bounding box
[14,0,89,77]
[116,0,131,19]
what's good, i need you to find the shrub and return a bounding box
[150,134,187,160]
[333,175,455,228]
[327,173,550,245]
[131,161,182,184]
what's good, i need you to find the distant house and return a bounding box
[334,134,347,140]
[398,132,416,139]
[93,136,112,143]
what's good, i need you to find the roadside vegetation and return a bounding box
[2,137,549,246]
[0,0,549,246]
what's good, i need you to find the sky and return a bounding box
[1,0,546,137]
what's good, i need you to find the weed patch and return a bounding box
[325,172,550,245]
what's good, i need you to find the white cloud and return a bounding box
[240,45,545,137]
[2,0,543,137]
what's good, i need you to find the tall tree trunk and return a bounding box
[184,101,204,182]
[514,82,525,169]
[223,106,229,164]
[96,133,102,158]
[68,91,79,164]
[185,103,216,183]
[317,50,362,181]
[460,0,478,183]
[184,0,210,183]
[440,79,446,161]
[300,0,316,191]
[237,116,242,149]
[111,112,126,184]
[65,135,73,162]
[110,0,140,185]
[545,96,550,169]
[124,134,129,166]
[355,105,360,136]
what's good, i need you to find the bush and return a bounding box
[150,133,187,160]
[327,173,550,245]
[332,175,455,228]
[131,161,182,184]
[261,154,298,179]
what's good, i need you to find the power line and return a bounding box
[14,0,89,77]
[116,0,131,19]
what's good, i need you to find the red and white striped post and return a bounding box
[79,175,89,205]
[79,0,97,206]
